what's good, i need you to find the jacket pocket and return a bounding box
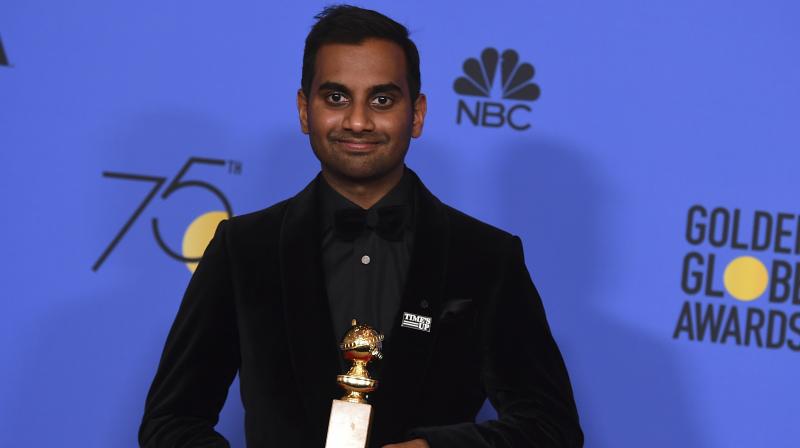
[438,298,473,321]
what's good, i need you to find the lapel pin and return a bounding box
[401,312,432,332]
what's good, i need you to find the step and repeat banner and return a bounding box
[2,1,798,446]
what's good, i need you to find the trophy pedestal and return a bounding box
[324,399,373,448]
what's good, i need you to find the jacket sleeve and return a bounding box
[139,220,240,448]
[409,236,583,447]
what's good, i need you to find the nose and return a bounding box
[342,101,374,133]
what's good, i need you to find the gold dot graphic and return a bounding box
[182,210,228,273]
[723,256,768,302]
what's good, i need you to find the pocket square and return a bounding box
[439,298,473,320]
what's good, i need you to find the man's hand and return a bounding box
[382,439,429,448]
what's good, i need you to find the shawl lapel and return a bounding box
[279,177,342,436]
[371,172,450,443]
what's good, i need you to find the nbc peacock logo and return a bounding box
[454,48,540,131]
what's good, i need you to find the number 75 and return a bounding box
[92,157,233,271]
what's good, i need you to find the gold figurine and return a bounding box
[325,319,385,447]
[337,319,384,404]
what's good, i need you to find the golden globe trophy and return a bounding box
[324,319,384,448]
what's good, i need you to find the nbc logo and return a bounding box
[454,48,540,131]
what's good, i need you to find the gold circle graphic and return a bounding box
[723,256,768,302]
[182,210,228,273]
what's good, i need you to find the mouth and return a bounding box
[335,139,383,152]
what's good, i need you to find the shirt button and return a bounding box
[361,255,371,265]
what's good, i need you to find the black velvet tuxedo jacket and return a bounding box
[139,171,583,447]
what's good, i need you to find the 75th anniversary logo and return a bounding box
[673,205,800,351]
[93,157,241,273]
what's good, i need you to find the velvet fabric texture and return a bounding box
[139,170,583,447]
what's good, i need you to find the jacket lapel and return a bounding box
[279,177,342,436]
[372,172,450,443]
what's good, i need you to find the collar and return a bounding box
[317,166,416,235]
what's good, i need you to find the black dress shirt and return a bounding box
[318,169,415,346]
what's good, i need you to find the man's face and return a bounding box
[298,38,426,183]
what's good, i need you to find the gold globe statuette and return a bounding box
[337,319,384,404]
[325,319,385,448]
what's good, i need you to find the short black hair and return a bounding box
[301,5,421,102]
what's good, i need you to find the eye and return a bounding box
[326,92,349,105]
[371,96,394,108]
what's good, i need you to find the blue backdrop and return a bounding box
[2,1,799,446]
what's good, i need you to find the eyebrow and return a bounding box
[317,81,404,97]
[368,83,403,97]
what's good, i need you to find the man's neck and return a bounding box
[321,166,404,209]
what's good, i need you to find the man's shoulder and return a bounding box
[224,177,317,238]
[437,203,521,280]
[441,203,515,248]
[223,198,292,242]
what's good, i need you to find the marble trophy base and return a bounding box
[324,399,373,448]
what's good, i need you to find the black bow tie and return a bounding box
[333,205,409,242]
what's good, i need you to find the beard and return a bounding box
[309,131,410,184]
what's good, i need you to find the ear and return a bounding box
[297,89,309,134]
[411,93,427,138]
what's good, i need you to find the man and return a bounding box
[139,5,583,448]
